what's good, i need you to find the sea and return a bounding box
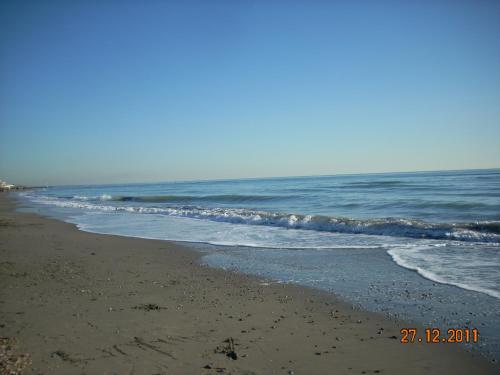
[16,168,500,361]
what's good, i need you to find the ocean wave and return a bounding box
[69,194,291,203]
[413,201,492,210]
[387,246,500,299]
[339,180,407,188]
[336,181,452,191]
[27,195,500,243]
[71,194,112,201]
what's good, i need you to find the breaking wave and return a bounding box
[68,194,291,203]
[28,195,500,243]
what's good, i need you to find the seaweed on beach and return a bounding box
[132,303,166,311]
[215,337,238,360]
[50,350,78,363]
[0,220,13,228]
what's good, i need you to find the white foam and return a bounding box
[388,246,500,299]
[72,194,112,201]
[72,210,397,250]
[23,194,500,243]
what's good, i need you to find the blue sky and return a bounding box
[1,0,500,186]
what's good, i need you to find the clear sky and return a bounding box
[1,0,499,186]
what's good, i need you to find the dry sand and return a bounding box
[0,193,497,374]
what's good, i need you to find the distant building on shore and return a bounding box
[0,180,16,191]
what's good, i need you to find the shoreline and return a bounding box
[0,192,497,374]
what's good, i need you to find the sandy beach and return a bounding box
[0,193,496,375]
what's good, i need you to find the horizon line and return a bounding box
[33,166,500,189]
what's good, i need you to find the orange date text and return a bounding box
[400,328,479,344]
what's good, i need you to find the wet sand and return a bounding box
[0,193,497,374]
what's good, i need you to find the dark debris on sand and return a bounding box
[215,337,238,360]
[132,303,167,311]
